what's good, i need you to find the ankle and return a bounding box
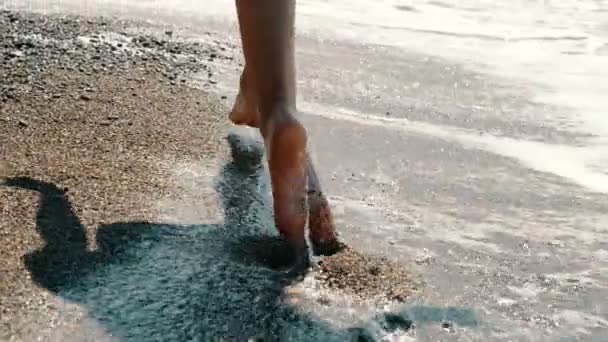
[260,108,306,150]
[260,101,297,131]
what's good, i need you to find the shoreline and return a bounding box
[2,7,608,342]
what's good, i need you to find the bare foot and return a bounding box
[306,158,342,256]
[229,68,260,128]
[230,69,341,257]
[264,113,308,247]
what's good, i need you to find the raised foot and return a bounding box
[308,193,342,256]
[306,156,341,256]
[229,69,260,128]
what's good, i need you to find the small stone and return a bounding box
[548,240,564,248]
[383,313,413,332]
[592,249,608,261]
[80,94,92,101]
[317,296,331,305]
[165,30,173,36]
[284,290,303,305]
[347,327,375,342]
[415,249,432,264]
[8,50,23,58]
[285,287,303,296]
[18,119,29,127]
[415,255,432,264]
[368,265,381,276]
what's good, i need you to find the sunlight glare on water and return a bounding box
[294,0,608,138]
[6,0,607,137]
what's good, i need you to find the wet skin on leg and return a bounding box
[233,0,341,267]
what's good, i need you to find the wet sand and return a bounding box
[2,2,608,341]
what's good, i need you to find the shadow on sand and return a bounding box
[4,141,481,340]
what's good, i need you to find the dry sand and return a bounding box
[0,10,228,339]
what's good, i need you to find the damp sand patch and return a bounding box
[278,245,421,341]
[226,131,420,303]
[315,244,418,303]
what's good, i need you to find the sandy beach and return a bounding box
[2,1,608,341]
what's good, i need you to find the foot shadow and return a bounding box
[4,157,358,340]
[3,135,482,340]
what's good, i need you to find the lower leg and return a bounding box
[235,0,308,259]
[233,0,339,257]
